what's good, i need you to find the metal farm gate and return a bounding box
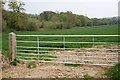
[9,32,119,66]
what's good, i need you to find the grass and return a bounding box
[2,24,119,57]
[16,52,57,61]
[10,59,18,66]
[40,55,57,61]
[105,63,120,80]
[83,74,93,80]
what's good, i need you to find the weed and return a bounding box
[105,63,120,80]
[10,59,18,66]
[27,62,37,69]
[83,74,93,80]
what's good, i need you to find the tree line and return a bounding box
[1,0,118,32]
[1,0,40,31]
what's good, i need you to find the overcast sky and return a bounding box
[5,0,119,18]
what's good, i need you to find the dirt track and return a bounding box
[2,63,108,78]
[2,48,119,78]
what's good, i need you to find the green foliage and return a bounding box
[39,11,57,21]
[91,18,113,26]
[44,21,63,29]
[10,59,17,66]
[76,15,88,26]
[62,11,77,28]
[2,19,7,32]
[0,0,6,9]
[2,10,39,31]
[40,11,81,29]
[8,0,18,12]
[2,9,118,31]
[28,21,39,31]
[2,0,39,31]
[8,0,25,13]
[83,74,93,80]
[17,13,29,31]
[39,11,117,29]
[105,63,120,80]
[27,62,37,69]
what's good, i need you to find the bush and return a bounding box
[105,63,120,80]
[43,21,63,29]
[27,62,37,69]
[39,21,44,28]
[28,21,39,31]
[3,11,39,31]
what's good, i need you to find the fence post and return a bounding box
[9,32,16,62]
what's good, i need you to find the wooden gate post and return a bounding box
[9,32,16,62]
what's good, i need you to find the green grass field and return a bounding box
[2,24,119,57]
